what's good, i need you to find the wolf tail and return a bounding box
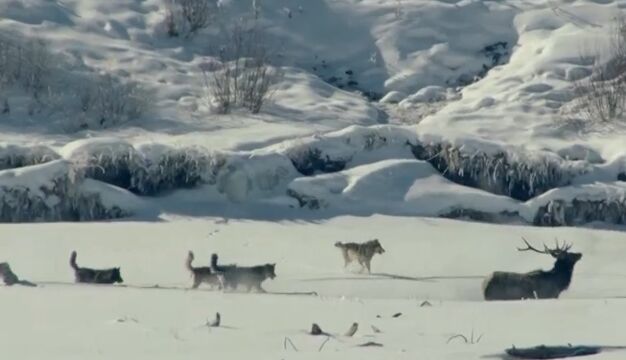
[186,251,195,272]
[69,251,79,270]
[210,253,219,272]
[334,242,343,248]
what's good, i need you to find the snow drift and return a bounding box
[278,126,589,202]
[0,160,138,222]
[0,144,59,170]
[61,139,227,196]
[287,159,520,217]
[526,182,626,226]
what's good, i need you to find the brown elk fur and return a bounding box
[483,238,582,301]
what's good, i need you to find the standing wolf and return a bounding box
[335,239,385,273]
[69,251,123,284]
[210,253,276,292]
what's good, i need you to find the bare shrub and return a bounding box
[164,0,216,37]
[79,74,148,128]
[573,17,626,124]
[446,329,483,345]
[201,22,281,114]
[0,34,51,97]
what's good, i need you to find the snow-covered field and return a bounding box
[3,0,626,358]
[3,216,626,359]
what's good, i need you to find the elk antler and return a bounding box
[546,238,573,256]
[517,237,551,255]
[518,237,573,258]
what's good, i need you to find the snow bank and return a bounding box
[267,67,385,126]
[134,143,225,195]
[524,182,626,226]
[287,159,520,217]
[286,157,626,227]
[274,125,588,202]
[0,144,59,170]
[278,125,417,176]
[216,152,299,202]
[409,140,589,201]
[61,139,227,196]
[0,160,136,222]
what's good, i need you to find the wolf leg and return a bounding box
[364,259,372,274]
[254,283,266,293]
[191,277,200,289]
[340,249,350,267]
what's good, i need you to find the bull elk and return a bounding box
[482,238,582,301]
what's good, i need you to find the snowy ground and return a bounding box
[3,0,626,358]
[2,216,626,359]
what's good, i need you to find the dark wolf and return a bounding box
[70,251,123,284]
[210,253,276,293]
[185,251,222,289]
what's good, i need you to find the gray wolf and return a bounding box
[335,239,385,273]
[0,262,36,287]
[210,253,276,292]
[185,251,222,289]
[70,251,123,284]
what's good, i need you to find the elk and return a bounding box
[482,237,582,301]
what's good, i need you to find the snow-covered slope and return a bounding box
[0,0,622,153]
[0,1,625,222]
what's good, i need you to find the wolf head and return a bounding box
[265,263,277,279]
[370,239,385,254]
[111,268,124,283]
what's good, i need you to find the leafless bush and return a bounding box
[573,17,626,124]
[79,74,148,128]
[164,0,216,37]
[201,23,281,114]
[0,34,51,98]
[446,329,483,345]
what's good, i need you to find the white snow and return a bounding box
[287,159,519,216]
[2,216,626,359]
[2,0,626,358]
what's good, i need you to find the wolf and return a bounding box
[185,251,222,289]
[210,254,276,293]
[0,262,36,287]
[335,239,385,273]
[69,251,123,284]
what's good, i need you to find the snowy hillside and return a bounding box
[0,0,625,226]
[3,0,626,358]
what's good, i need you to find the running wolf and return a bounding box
[334,239,385,273]
[70,251,123,284]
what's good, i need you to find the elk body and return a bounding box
[483,238,582,301]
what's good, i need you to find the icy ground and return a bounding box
[2,216,626,359]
